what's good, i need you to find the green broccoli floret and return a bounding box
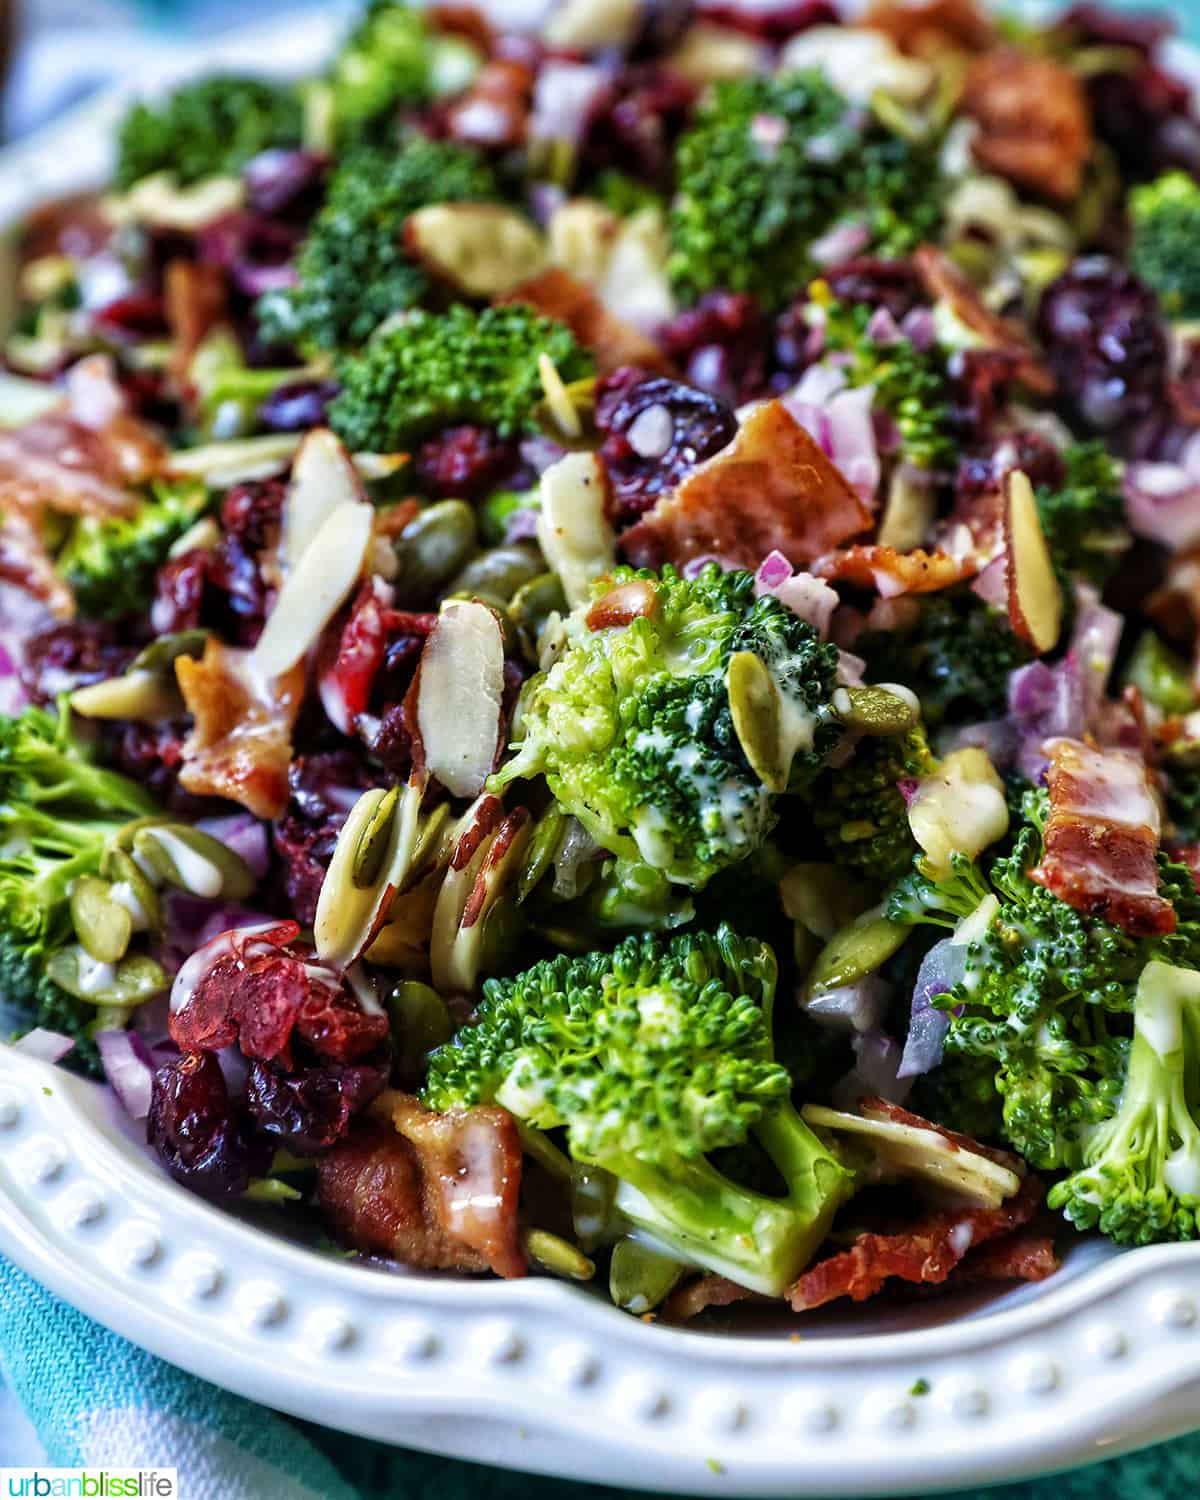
[910,1050,1005,1143]
[1048,959,1200,1244]
[257,135,499,353]
[114,76,302,191]
[1129,171,1200,320]
[0,707,157,1061]
[820,298,953,470]
[327,1,436,140]
[812,725,934,883]
[1035,441,1129,587]
[423,925,854,1295]
[857,588,1032,728]
[490,565,841,890]
[888,794,1200,1170]
[669,71,944,310]
[55,479,210,621]
[329,303,592,451]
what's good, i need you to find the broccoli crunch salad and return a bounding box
[6,0,1200,1330]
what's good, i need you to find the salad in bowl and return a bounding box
[2,0,1200,1331]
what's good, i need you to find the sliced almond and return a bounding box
[282,428,366,569]
[428,797,514,993]
[251,500,374,679]
[1004,468,1062,654]
[314,781,422,969]
[406,204,547,299]
[435,807,532,993]
[876,465,936,553]
[536,451,616,606]
[543,0,639,50]
[416,599,505,800]
[546,199,620,285]
[669,22,764,82]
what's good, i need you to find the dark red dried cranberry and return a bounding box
[955,430,1067,503]
[147,1051,268,1198]
[19,621,134,704]
[632,0,693,57]
[596,367,737,526]
[245,1054,389,1154]
[1059,3,1173,54]
[824,257,926,321]
[220,479,286,551]
[110,720,220,816]
[365,701,417,776]
[258,379,339,433]
[580,66,698,191]
[413,424,520,499]
[272,751,378,924]
[197,213,301,298]
[1037,257,1168,437]
[694,0,836,40]
[243,149,328,220]
[91,291,167,340]
[1086,65,1200,182]
[947,348,1040,448]
[658,291,769,405]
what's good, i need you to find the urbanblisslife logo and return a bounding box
[1,1472,177,1497]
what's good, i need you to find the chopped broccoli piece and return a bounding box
[329,303,592,451]
[114,76,302,191]
[257,136,499,354]
[1129,170,1200,320]
[669,71,944,310]
[591,169,668,219]
[328,1,436,140]
[1125,631,1196,718]
[1049,960,1200,1244]
[1035,441,1128,587]
[423,925,854,1295]
[55,479,210,621]
[813,725,934,884]
[491,565,841,890]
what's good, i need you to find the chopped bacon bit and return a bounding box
[586,577,658,630]
[498,268,672,375]
[812,544,975,598]
[379,1091,526,1280]
[175,637,304,819]
[950,1230,1059,1286]
[621,400,872,572]
[1030,737,1175,937]
[862,0,994,56]
[0,510,74,619]
[164,260,228,386]
[913,247,1054,397]
[787,1174,1044,1311]
[662,1274,765,1324]
[962,50,1092,203]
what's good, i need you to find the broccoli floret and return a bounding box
[423,925,854,1295]
[1035,441,1128,587]
[813,726,934,884]
[1048,959,1200,1244]
[888,796,1200,1170]
[910,1050,1005,1143]
[0,707,157,1061]
[55,479,210,621]
[1129,171,1200,320]
[327,1,436,140]
[257,136,499,354]
[491,565,841,890]
[591,170,667,219]
[669,71,944,310]
[329,303,592,451]
[857,589,1032,728]
[114,76,302,191]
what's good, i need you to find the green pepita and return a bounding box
[807,906,909,996]
[130,629,211,676]
[388,980,455,1083]
[392,500,477,604]
[523,1227,595,1282]
[727,650,788,793]
[46,946,168,1007]
[132,823,256,901]
[70,876,133,964]
[837,684,918,736]
[608,1237,687,1314]
[353,785,400,889]
[70,669,183,723]
[516,806,567,906]
[101,848,163,934]
[446,543,544,603]
[509,572,567,666]
[408,801,453,885]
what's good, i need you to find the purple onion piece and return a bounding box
[196,813,271,881]
[96,1029,155,1119]
[11,1028,75,1063]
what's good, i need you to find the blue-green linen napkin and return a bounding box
[1,1252,1199,1499]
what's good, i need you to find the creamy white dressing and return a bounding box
[142,827,224,898]
[1164,1143,1200,1200]
[109,880,150,931]
[76,951,116,996]
[951,894,1000,949]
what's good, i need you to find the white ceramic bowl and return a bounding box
[4,16,1200,1493]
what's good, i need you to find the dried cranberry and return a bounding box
[246,1054,389,1154]
[658,291,769,405]
[1087,65,1200,182]
[580,66,697,191]
[197,213,301,299]
[257,379,339,433]
[220,479,286,551]
[596,367,737,526]
[243,149,328,220]
[19,621,134,704]
[147,1051,268,1198]
[91,291,167,341]
[413,424,520,499]
[632,0,693,57]
[947,348,1039,448]
[1059,3,1173,54]
[693,0,837,41]
[955,430,1066,502]
[109,720,220,816]
[824,257,926,321]
[1037,257,1168,438]
[272,751,378,924]
[151,550,207,635]
[365,702,417,776]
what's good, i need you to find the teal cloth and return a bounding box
[0,1252,1196,1498]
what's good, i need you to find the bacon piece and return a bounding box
[621,400,873,572]
[913,247,1054,397]
[164,259,227,385]
[0,510,74,619]
[950,1230,1058,1286]
[498,267,671,376]
[175,637,304,819]
[812,544,974,597]
[962,50,1092,203]
[662,1274,764,1323]
[787,1174,1043,1311]
[1030,737,1174,936]
[862,0,993,55]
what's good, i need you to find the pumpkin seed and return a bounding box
[608,1237,686,1314]
[446,543,544,603]
[516,806,567,905]
[315,781,422,969]
[102,848,163,934]
[70,876,133,964]
[130,629,210,677]
[70,669,182,723]
[132,824,256,901]
[510,572,568,665]
[806,906,909,995]
[393,500,477,604]
[408,801,452,886]
[836,684,919,736]
[523,1227,595,1282]
[46,945,168,1007]
[353,785,400,889]
[388,980,454,1082]
[726,650,788,793]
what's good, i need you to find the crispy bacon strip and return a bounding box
[165,260,228,385]
[175,637,304,819]
[621,400,873,572]
[1030,737,1174,936]
[812,544,974,597]
[787,1174,1044,1311]
[862,0,994,55]
[913,248,1054,397]
[962,50,1092,203]
[950,1231,1058,1287]
[499,268,671,375]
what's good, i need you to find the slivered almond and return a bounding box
[282,428,366,568]
[1004,469,1062,654]
[416,600,505,799]
[536,451,615,606]
[406,204,547,298]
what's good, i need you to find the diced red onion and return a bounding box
[832,1030,912,1110]
[195,813,270,882]
[836,648,866,685]
[825,384,879,503]
[527,181,566,227]
[503,506,541,543]
[945,718,1019,770]
[518,435,567,475]
[11,1028,75,1063]
[1123,461,1200,550]
[96,1028,155,1119]
[810,220,870,268]
[681,552,731,579]
[897,937,966,1079]
[865,306,902,345]
[529,61,610,146]
[970,554,1008,607]
[753,550,839,638]
[552,818,600,899]
[751,112,788,155]
[755,549,793,590]
[900,306,936,352]
[803,974,889,1034]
